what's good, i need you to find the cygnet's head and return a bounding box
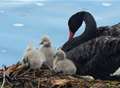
[40,35,51,47]
[26,41,34,51]
[54,49,66,60]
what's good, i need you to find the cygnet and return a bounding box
[53,49,76,75]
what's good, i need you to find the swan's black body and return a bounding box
[66,36,120,80]
[97,24,120,37]
[62,11,120,80]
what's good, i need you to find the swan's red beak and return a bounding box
[69,31,74,40]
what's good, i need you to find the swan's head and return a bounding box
[54,49,66,60]
[68,11,86,40]
[40,35,51,47]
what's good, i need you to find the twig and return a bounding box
[38,78,40,88]
[19,69,31,76]
[5,78,13,87]
[1,67,6,88]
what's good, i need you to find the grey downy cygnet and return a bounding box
[53,49,76,75]
[21,42,46,70]
[39,35,55,69]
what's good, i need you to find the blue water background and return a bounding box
[0,0,120,66]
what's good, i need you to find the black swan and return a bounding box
[62,11,120,80]
[62,11,120,52]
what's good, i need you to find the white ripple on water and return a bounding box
[101,2,112,7]
[13,23,24,27]
[1,49,7,53]
[35,2,45,7]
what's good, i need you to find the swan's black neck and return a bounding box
[82,11,97,38]
[62,11,97,52]
[68,12,84,36]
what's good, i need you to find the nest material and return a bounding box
[0,63,120,88]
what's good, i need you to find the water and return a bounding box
[0,0,120,66]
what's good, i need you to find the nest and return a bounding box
[0,63,120,88]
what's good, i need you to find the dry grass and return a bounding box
[0,63,120,88]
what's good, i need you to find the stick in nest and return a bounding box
[0,66,6,88]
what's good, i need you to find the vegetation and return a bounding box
[0,63,120,88]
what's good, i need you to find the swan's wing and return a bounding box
[97,23,120,37]
[66,36,120,79]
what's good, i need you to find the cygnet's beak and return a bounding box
[40,41,43,45]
